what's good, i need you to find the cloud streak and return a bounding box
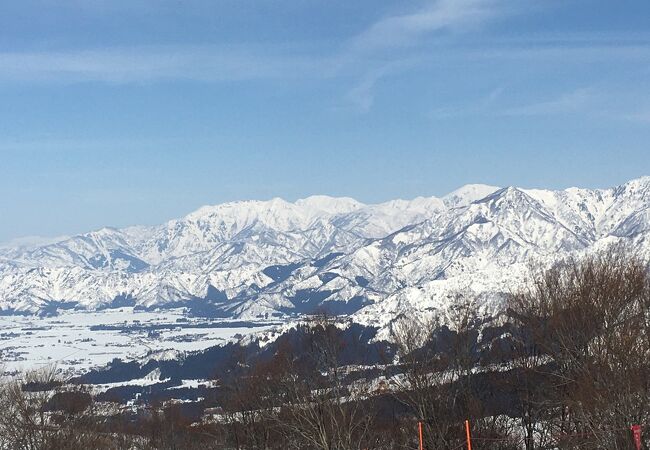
[620,111,650,123]
[339,0,516,112]
[0,45,325,83]
[430,86,504,119]
[344,60,418,112]
[0,0,514,87]
[429,87,596,120]
[498,88,594,117]
[1,0,648,119]
[429,85,650,126]
[351,0,504,53]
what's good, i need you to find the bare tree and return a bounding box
[262,317,376,450]
[509,248,650,449]
[0,366,120,450]
[388,299,484,450]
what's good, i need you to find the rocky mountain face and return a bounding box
[1,177,648,327]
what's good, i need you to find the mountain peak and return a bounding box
[294,195,364,214]
[185,197,294,220]
[485,186,529,200]
[443,184,500,208]
[619,175,650,190]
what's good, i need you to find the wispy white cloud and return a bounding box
[475,44,650,64]
[609,109,650,124]
[8,0,207,15]
[346,74,379,113]
[498,88,594,116]
[429,87,596,120]
[429,85,650,125]
[0,1,516,86]
[0,45,325,83]
[351,0,505,53]
[340,0,516,112]
[430,86,504,119]
[344,60,418,112]
[1,1,648,119]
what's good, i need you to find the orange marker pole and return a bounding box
[465,420,472,450]
[418,421,424,450]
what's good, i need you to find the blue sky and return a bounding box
[1,0,650,241]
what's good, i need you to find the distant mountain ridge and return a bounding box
[1,178,648,326]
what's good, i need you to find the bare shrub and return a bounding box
[509,248,650,449]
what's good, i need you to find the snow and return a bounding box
[0,308,279,376]
[0,235,72,250]
[443,183,500,208]
[294,195,363,214]
[0,176,648,363]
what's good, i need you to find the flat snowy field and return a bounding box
[0,308,279,377]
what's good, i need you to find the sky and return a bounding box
[1,0,650,242]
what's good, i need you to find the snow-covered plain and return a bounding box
[0,308,279,376]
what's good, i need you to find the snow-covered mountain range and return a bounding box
[1,177,649,326]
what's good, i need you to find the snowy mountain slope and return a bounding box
[442,183,499,209]
[0,177,648,321]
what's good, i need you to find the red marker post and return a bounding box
[631,425,642,450]
[465,420,472,450]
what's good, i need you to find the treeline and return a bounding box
[0,249,648,449]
